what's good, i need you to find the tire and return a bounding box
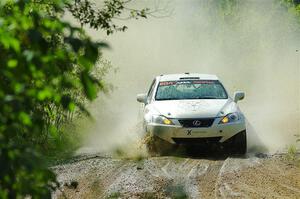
[146,135,176,156]
[146,135,160,156]
[232,130,247,155]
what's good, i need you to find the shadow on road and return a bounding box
[161,145,246,160]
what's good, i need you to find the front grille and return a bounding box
[172,137,222,145]
[178,118,215,128]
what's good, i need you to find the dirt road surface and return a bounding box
[52,153,300,199]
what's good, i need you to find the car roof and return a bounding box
[157,73,219,81]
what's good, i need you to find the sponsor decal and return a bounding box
[159,80,215,86]
[186,129,192,135]
[159,81,176,86]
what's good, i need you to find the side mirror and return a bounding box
[137,93,147,103]
[233,91,245,103]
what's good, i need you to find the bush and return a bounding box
[0,0,106,197]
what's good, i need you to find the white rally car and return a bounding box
[137,73,246,155]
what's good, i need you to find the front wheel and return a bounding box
[233,130,247,155]
[146,135,176,156]
[225,130,247,155]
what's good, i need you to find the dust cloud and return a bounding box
[75,0,300,155]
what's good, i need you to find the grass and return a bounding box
[287,145,297,161]
[286,144,300,167]
[165,184,188,199]
[107,192,121,199]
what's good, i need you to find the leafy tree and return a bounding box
[0,0,115,197]
[0,0,153,197]
[280,0,300,21]
[67,0,150,35]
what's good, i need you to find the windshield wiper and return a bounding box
[156,98,179,101]
[197,96,218,99]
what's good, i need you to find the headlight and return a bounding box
[152,115,174,125]
[219,113,240,124]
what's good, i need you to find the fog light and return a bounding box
[163,118,172,125]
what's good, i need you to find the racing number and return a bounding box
[187,129,192,135]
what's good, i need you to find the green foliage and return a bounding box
[296,134,300,142]
[287,145,297,160]
[217,0,238,18]
[0,0,109,197]
[165,185,188,199]
[286,136,300,166]
[107,192,121,199]
[286,144,300,167]
[68,0,150,35]
[279,0,300,18]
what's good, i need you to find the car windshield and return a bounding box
[155,80,228,100]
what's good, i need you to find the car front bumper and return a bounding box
[146,118,246,144]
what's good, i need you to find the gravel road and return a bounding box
[51,152,300,199]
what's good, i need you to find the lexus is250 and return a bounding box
[137,73,246,155]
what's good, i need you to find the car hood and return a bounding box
[150,99,232,118]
